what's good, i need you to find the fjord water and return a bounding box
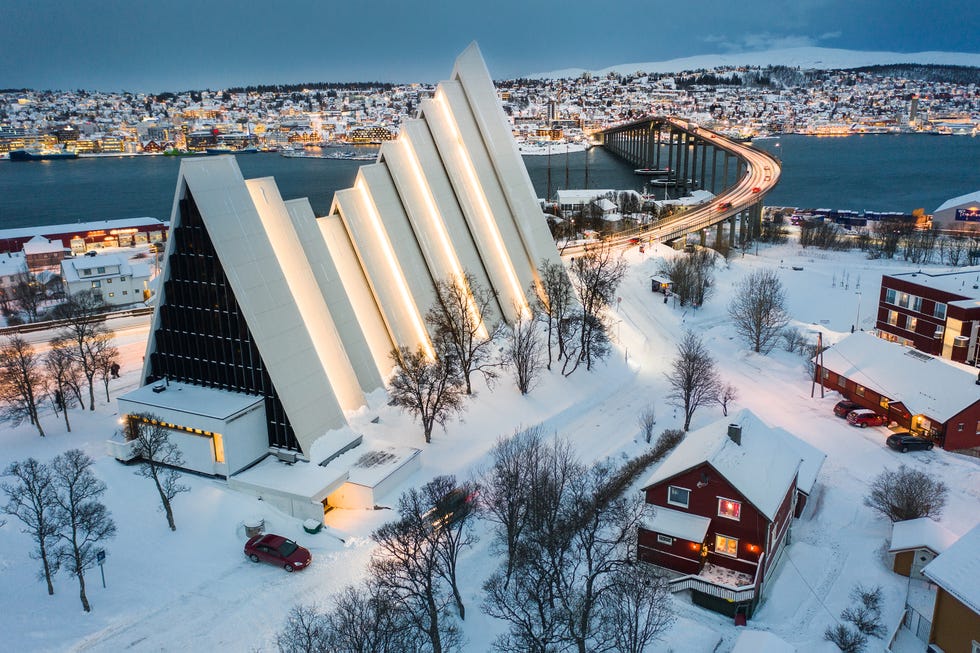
[0,135,978,229]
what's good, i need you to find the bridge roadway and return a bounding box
[562,117,781,256]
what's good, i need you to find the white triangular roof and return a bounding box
[641,410,825,520]
[889,518,958,554]
[819,332,980,422]
[935,189,980,213]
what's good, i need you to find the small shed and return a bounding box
[651,275,673,293]
[889,518,957,578]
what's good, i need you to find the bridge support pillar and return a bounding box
[716,220,725,248]
[738,211,748,245]
[728,216,736,247]
[711,148,718,193]
[699,229,707,246]
[751,202,763,239]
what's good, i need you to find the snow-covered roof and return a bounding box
[819,332,980,422]
[886,268,980,301]
[922,522,980,615]
[556,189,613,204]
[120,380,264,420]
[731,630,796,653]
[595,198,617,212]
[230,454,349,503]
[22,235,64,255]
[935,189,980,213]
[0,217,168,241]
[640,410,824,521]
[889,518,958,554]
[642,504,710,542]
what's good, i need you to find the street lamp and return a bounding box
[854,292,862,332]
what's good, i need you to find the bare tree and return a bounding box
[2,458,60,595]
[481,428,543,587]
[716,383,738,417]
[638,404,657,443]
[864,465,947,522]
[388,346,467,443]
[426,273,504,395]
[825,623,867,653]
[665,330,721,431]
[321,583,421,653]
[0,335,48,437]
[423,475,479,620]
[728,269,791,354]
[598,564,675,653]
[506,309,543,395]
[568,243,627,372]
[275,603,330,653]
[535,259,576,369]
[371,492,461,653]
[92,334,120,402]
[45,341,82,432]
[11,272,46,323]
[52,290,113,411]
[51,449,116,612]
[657,249,716,307]
[126,414,190,531]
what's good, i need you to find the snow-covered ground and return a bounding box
[2,237,978,652]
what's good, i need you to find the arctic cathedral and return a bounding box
[114,43,563,519]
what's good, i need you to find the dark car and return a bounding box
[425,487,478,529]
[244,534,311,572]
[846,409,886,428]
[834,400,861,418]
[886,433,935,453]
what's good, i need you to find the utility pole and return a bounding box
[810,331,825,398]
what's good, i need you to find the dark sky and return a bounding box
[2,0,976,92]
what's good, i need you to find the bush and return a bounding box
[864,465,947,522]
[825,623,867,653]
[653,429,685,459]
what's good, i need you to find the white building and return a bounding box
[61,253,150,306]
[932,189,980,230]
[113,43,562,523]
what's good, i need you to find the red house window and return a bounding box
[715,534,738,557]
[718,498,742,520]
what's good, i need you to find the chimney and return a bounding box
[727,423,742,445]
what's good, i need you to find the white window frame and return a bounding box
[657,534,673,546]
[887,310,898,326]
[667,486,690,509]
[884,288,896,304]
[715,534,738,558]
[717,497,742,521]
[912,296,922,312]
[934,302,947,319]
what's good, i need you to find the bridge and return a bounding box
[570,117,781,253]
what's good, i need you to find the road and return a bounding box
[563,118,782,255]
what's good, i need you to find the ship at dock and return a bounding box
[9,148,79,161]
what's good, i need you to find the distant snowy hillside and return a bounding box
[528,47,980,79]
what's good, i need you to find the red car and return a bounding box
[717,202,732,211]
[847,410,886,428]
[244,534,312,572]
[751,186,761,193]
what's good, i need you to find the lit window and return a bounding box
[898,293,910,308]
[715,534,738,557]
[213,432,225,463]
[934,303,947,319]
[718,498,742,520]
[884,288,896,304]
[657,534,673,545]
[667,486,690,508]
[821,368,829,379]
[907,316,917,332]
[92,280,101,288]
[880,396,890,409]
[855,385,865,397]
[107,278,112,284]
[887,310,898,326]
[108,292,114,298]
[958,423,964,432]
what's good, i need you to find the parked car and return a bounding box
[886,433,935,453]
[847,409,886,428]
[425,487,478,529]
[84,250,99,257]
[244,534,311,572]
[834,400,861,418]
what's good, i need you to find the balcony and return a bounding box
[667,555,764,603]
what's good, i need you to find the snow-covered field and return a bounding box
[2,238,978,652]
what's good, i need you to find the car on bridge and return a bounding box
[717,202,732,211]
[751,187,761,193]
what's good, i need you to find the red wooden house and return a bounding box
[637,410,825,618]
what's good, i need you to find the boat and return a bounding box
[634,167,671,176]
[9,149,79,161]
[205,146,258,155]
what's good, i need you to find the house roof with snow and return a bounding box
[60,254,150,284]
[922,522,980,615]
[640,410,825,521]
[889,518,958,554]
[935,189,980,213]
[885,268,980,301]
[819,332,980,422]
[556,189,613,204]
[731,629,796,653]
[22,235,65,255]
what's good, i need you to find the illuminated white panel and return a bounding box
[318,211,395,379]
[333,185,432,357]
[451,42,564,277]
[359,163,440,334]
[284,198,383,394]
[398,120,501,322]
[421,92,527,322]
[173,157,348,456]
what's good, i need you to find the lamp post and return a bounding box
[854,291,862,332]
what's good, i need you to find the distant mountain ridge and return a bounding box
[528,47,980,79]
